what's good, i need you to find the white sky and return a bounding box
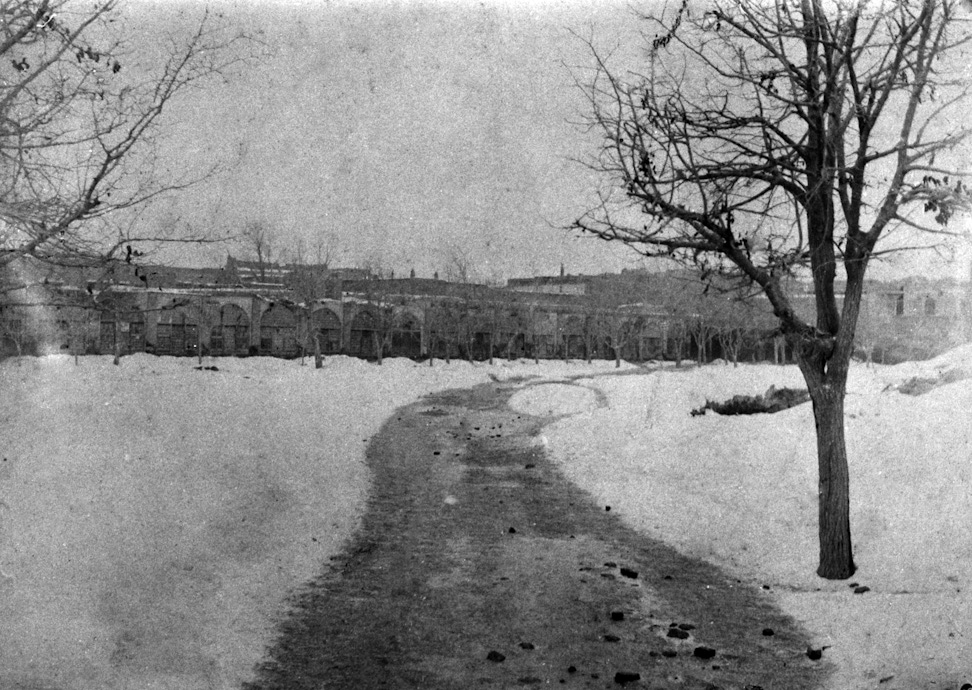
[131,0,972,282]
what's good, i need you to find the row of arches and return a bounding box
[98,303,424,359]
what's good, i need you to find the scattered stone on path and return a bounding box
[661,650,678,658]
[487,651,506,663]
[806,647,822,661]
[518,677,542,685]
[853,585,870,594]
[667,628,690,640]
[762,628,775,636]
[614,671,641,685]
[693,646,717,660]
[604,561,617,568]
[620,567,638,579]
[677,623,696,631]
[567,666,577,674]
[519,642,535,650]
[603,634,621,642]
[605,506,611,511]
[611,611,625,621]
[508,527,517,534]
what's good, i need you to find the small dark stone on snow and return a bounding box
[519,642,535,650]
[667,628,690,639]
[603,634,621,642]
[604,561,617,568]
[661,649,677,658]
[848,582,859,588]
[525,463,535,469]
[620,567,638,579]
[518,677,542,685]
[762,628,775,636]
[678,623,696,631]
[611,611,625,621]
[605,505,611,511]
[693,646,717,660]
[567,666,577,674]
[960,684,971,690]
[806,647,822,661]
[508,527,517,534]
[853,585,871,594]
[487,651,506,663]
[433,451,440,455]
[663,574,673,580]
[761,584,771,590]
[614,671,641,685]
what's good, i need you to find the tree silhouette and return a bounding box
[573,0,972,579]
[1,1,260,278]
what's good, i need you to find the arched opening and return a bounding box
[98,297,146,356]
[349,309,378,358]
[210,304,250,356]
[156,308,196,356]
[561,315,586,359]
[310,307,342,354]
[391,312,422,358]
[260,304,298,356]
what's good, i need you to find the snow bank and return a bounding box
[541,356,972,690]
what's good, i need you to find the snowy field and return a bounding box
[0,353,629,690]
[1,349,969,690]
[511,347,972,690]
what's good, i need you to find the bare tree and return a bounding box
[572,0,972,579]
[442,244,475,284]
[1,1,260,276]
[241,220,275,281]
[313,231,340,269]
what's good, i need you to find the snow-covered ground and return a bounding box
[1,349,969,690]
[0,353,630,690]
[511,347,972,690]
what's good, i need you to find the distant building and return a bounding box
[1,256,969,364]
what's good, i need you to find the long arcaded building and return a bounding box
[1,256,969,364]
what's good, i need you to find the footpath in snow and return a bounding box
[0,354,626,690]
[512,347,972,690]
[1,350,969,690]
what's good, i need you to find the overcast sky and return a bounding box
[138,0,971,282]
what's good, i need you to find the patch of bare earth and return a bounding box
[244,381,828,689]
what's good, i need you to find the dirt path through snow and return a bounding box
[244,378,828,689]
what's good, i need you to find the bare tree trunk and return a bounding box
[314,332,323,369]
[799,352,856,580]
[113,317,121,366]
